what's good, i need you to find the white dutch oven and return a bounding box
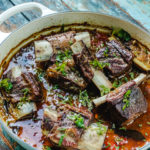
[0,2,150,150]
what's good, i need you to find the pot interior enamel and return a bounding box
[0,12,150,150]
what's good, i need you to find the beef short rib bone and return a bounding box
[42,104,93,149]
[71,35,112,90]
[34,40,53,62]
[78,123,107,150]
[93,73,146,106]
[93,73,147,125]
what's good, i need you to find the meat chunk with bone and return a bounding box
[93,74,147,125]
[42,104,93,149]
[44,31,76,50]
[71,34,112,91]
[4,66,42,103]
[46,59,87,92]
[95,37,133,78]
[106,81,147,125]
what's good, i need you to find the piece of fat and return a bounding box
[92,67,112,90]
[44,107,58,122]
[10,102,37,121]
[34,40,53,62]
[74,32,91,48]
[11,66,22,78]
[78,123,108,150]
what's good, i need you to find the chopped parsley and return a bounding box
[52,84,59,90]
[96,122,107,135]
[122,89,131,111]
[119,126,127,131]
[112,28,131,42]
[90,59,110,70]
[56,50,72,63]
[58,134,66,146]
[68,113,85,128]
[112,80,122,88]
[129,72,135,80]
[79,90,93,111]
[56,62,67,76]
[0,78,13,92]
[104,47,109,57]
[139,124,142,128]
[144,48,148,54]
[36,68,45,82]
[20,88,30,102]
[100,85,110,96]
[147,122,150,125]
[44,146,51,150]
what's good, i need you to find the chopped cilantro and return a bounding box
[100,85,110,96]
[119,127,126,131]
[52,84,59,90]
[144,48,148,54]
[104,47,109,57]
[122,89,131,111]
[44,146,51,150]
[112,123,116,129]
[96,122,107,135]
[56,50,72,63]
[112,80,122,88]
[139,124,142,128]
[104,143,111,148]
[147,122,150,125]
[0,78,13,92]
[145,132,148,136]
[79,90,93,111]
[36,68,45,82]
[68,113,85,128]
[129,72,135,80]
[56,62,67,76]
[58,134,66,146]
[90,59,110,70]
[112,28,131,42]
[22,88,30,96]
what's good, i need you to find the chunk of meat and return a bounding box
[72,41,94,82]
[96,38,133,77]
[5,66,42,103]
[42,104,93,149]
[44,31,76,50]
[46,62,87,92]
[106,81,147,125]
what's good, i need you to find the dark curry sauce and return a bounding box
[0,27,150,150]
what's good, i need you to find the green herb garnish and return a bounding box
[119,127,127,131]
[0,78,13,92]
[58,134,66,146]
[90,59,110,70]
[36,68,45,82]
[112,28,131,42]
[104,47,109,57]
[56,62,67,76]
[79,90,93,111]
[112,80,122,88]
[68,113,85,128]
[122,90,131,111]
[56,50,72,63]
[100,85,110,96]
[44,146,51,150]
[96,122,107,135]
[129,72,135,80]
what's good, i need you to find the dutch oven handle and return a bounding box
[0,2,56,43]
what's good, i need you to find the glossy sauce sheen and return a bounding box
[1,29,150,150]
